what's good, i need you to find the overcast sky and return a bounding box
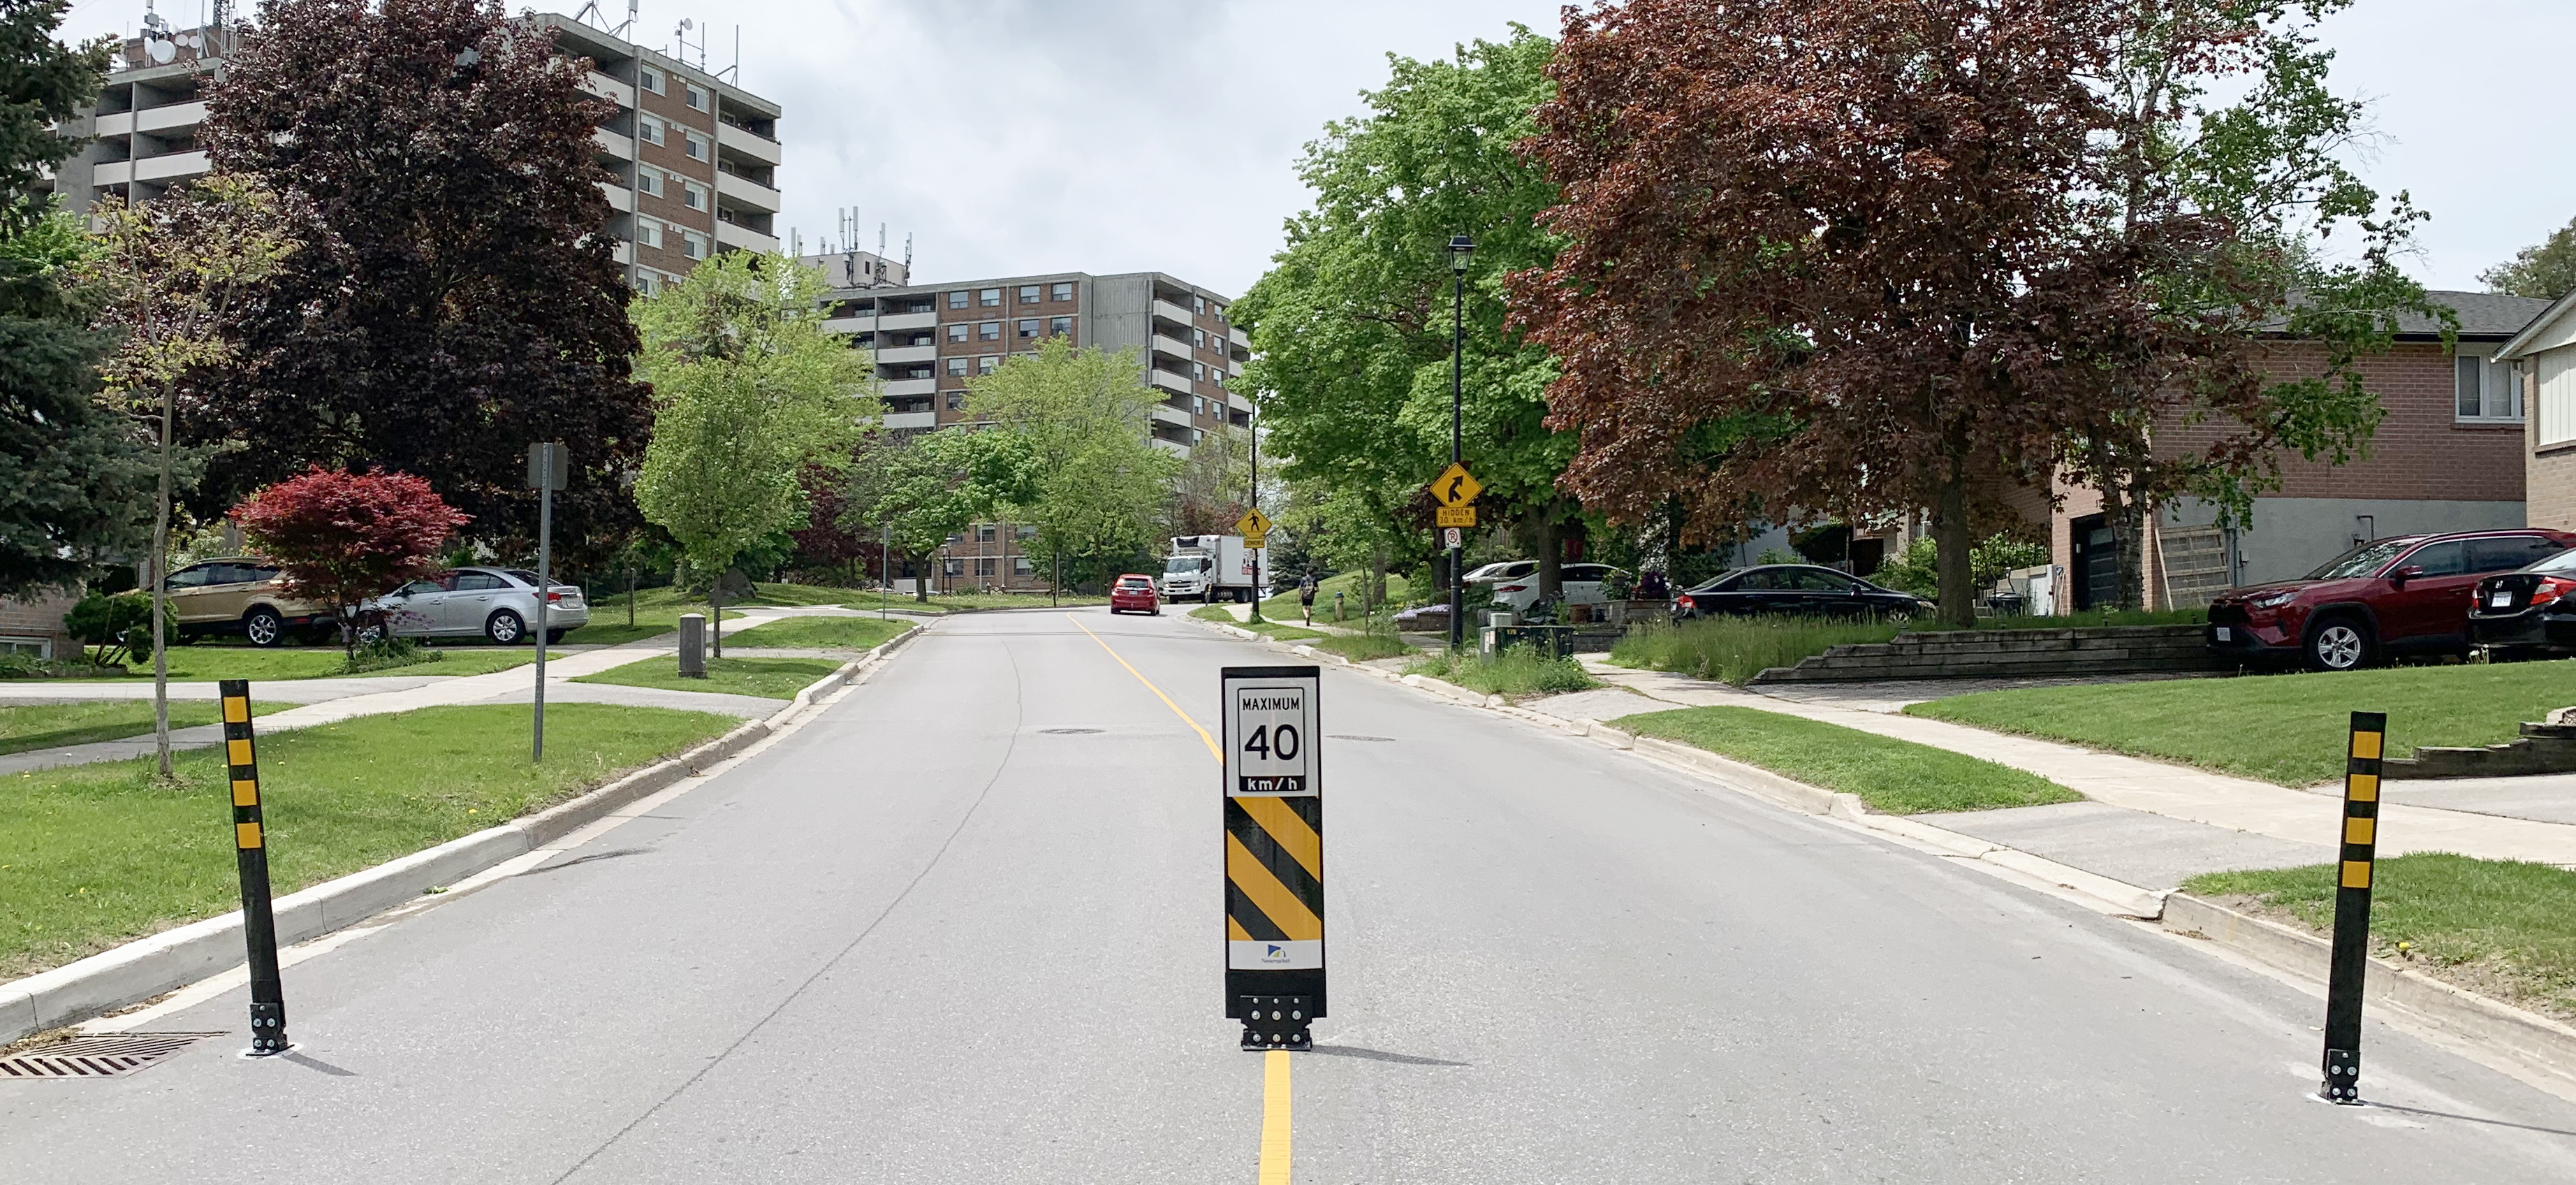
[55,0,2576,298]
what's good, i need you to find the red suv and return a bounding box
[2205,530,2576,671]
[1108,573,1160,616]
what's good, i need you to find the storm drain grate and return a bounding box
[0,1033,225,1079]
[1039,727,1104,735]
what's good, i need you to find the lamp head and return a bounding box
[1448,234,1474,273]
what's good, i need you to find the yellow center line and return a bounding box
[1071,616,1222,763]
[1260,1049,1292,1185]
[1070,613,1291,1184]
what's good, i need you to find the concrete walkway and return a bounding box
[1555,658,2576,878]
[0,609,833,777]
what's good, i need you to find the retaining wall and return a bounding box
[1750,624,2231,683]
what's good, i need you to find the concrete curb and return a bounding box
[2162,892,2576,1091]
[0,623,924,1043]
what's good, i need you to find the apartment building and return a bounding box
[38,12,781,293]
[814,270,1254,590]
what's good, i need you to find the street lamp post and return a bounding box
[1447,233,1473,650]
[1247,407,1265,625]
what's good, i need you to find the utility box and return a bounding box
[1481,624,1572,660]
[678,613,706,678]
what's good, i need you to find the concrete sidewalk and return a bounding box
[1556,659,2576,880]
[0,611,821,777]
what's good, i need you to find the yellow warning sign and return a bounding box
[1236,508,1273,539]
[1435,506,1477,528]
[1430,463,1481,507]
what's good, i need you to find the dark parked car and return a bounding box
[2468,545,2576,657]
[2206,529,2576,671]
[1669,565,1931,620]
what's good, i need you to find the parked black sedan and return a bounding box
[2468,545,2576,657]
[1670,565,1931,620]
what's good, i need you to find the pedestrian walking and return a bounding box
[1298,572,1319,624]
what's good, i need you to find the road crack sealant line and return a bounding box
[548,624,1018,1184]
[1181,614,2576,1112]
[1072,615,1294,1185]
[0,625,925,1045]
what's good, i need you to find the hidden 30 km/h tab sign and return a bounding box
[1221,665,1324,1050]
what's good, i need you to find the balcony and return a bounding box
[716,170,780,215]
[717,120,781,168]
[1227,393,1253,415]
[715,220,777,254]
[874,343,936,365]
[1152,298,1195,327]
[1149,437,1191,457]
[593,128,634,161]
[135,101,205,135]
[1147,369,1192,395]
[131,150,209,184]
[94,111,134,137]
[1150,404,1193,428]
[1230,326,1249,349]
[876,310,937,332]
[821,314,868,337]
[1149,334,1194,362]
[583,70,636,108]
[597,180,632,212]
[883,411,937,430]
[92,161,132,187]
[612,240,633,266]
[881,377,937,398]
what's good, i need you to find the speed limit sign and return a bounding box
[1220,664,1324,1047]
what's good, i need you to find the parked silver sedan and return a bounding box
[369,567,590,644]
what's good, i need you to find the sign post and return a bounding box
[527,443,567,762]
[1236,508,1273,625]
[2320,710,2387,1103]
[1222,664,1324,1049]
[219,679,290,1055]
[1429,463,1481,649]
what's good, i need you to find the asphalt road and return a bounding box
[7,608,2576,1182]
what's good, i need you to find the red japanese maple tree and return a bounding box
[231,467,470,657]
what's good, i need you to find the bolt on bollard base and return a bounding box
[678,613,706,678]
[2320,711,2386,1104]
[1238,995,1314,1050]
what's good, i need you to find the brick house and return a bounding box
[0,588,80,660]
[2492,288,2576,532]
[2038,290,2548,610]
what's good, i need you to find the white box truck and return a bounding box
[1160,535,1266,602]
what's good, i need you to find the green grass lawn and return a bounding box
[2188,854,2576,1022]
[64,645,557,683]
[1906,659,2576,786]
[1621,705,2082,814]
[565,583,782,646]
[0,702,734,980]
[573,655,844,700]
[720,616,909,650]
[1189,603,1325,642]
[1265,569,1414,615]
[0,700,292,757]
[1315,632,1412,662]
[1407,645,1599,697]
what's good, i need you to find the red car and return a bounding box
[2205,529,2576,671]
[1108,573,1161,616]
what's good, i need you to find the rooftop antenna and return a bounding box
[902,233,913,283]
[574,0,636,38]
[719,24,738,83]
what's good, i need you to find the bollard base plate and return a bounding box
[2320,1047,2362,1104]
[1238,995,1312,1052]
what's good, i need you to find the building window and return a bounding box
[944,556,963,576]
[638,117,664,145]
[2457,354,2522,422]
[683,182,707,210]
[682,233,706,260]
[1193,294,1206,314]
[975,557,997,577]
[685,133,707,160]
[685,84,708,110]
[979,288,1002,306]
[633,272,657,296]
[978,356,999,375]
[946,391,967,410]
[945,357,969,377]
[1212,368,1225,387]
[949,290,969,309]
[976,524,997,543]
[946,323,968,342]
[1016,524,1038,539]
[1049,317,1070,337]
[636,218,663,248]
[636,169,661,196]
[1052,282,1073,300]
[638,66,663,93]
[1016,285,1038,305]
[979,321,1000,340]
[1016,319,1037,339]
[1193,362,1206,381]
[1014,556,1034,576]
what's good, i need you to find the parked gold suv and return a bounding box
[162,558,337,647]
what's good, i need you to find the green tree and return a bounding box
[632,252,870,653]
[1234,29,1571,607]
[194,0,653,567]
[965,340,1180,590]
[0,0,105,237]
[836,428,1026,602]
[82,175,302,775]
[2481,215,2576,302]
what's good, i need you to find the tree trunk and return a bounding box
[1368,541,1387,615]
[151,383,173,778]
[1530,502,1565,605]
[1932,471,1977,629]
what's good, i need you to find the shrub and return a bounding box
[340,634,441,674]
[64,591,169,667]
[1611,616,1902,685]
[1407,644,1598,697]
